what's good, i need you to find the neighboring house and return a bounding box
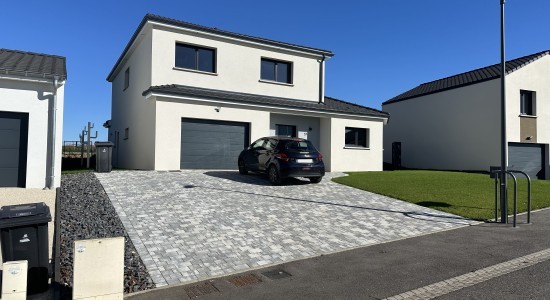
[0,49,66,188]
[106,14,388,172]
[383,50,550,179]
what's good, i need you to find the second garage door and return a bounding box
[181,118,250,169]
[508,143,545,179]
[0,112,28,187]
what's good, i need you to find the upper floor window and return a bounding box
[124,67,130,90]
[345,127,369,148]
[261,58,292,84]
[520,90,535,116]
[175,43,216,73]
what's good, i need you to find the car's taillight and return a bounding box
[275,152,289,162]
[318,153,323,162]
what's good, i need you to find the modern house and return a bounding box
[0,49,66,188]
[106,14,389,172]
[383,50,550,179]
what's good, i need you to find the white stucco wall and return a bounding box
[505,55,550,144]
[150,26,322,102]
[110,28,155,170]
[383,79,501,171]
[154,97,270,170]
[326,117,385,172]
[0,77,64,188]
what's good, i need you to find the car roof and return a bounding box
[263,136,308,142]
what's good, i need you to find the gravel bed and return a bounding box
[58,172,155,293]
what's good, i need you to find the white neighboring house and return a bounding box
[106,14,389,172]
[0,49,66,188]
[383,50,550,179]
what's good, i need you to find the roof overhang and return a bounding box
[144,90,388,124]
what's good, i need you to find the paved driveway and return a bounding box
[97,170,476,287]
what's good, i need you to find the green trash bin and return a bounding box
[0,202,51,294]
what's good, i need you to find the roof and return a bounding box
[383,50,550,105]
[107,14,334,81]
[143,84,389,119]
[0,48,67,80]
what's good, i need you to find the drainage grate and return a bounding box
[169,170,182,172]
[262,269,292,280]
[228,273,262,287]
[184,185,195,188]
[184,282,220,298]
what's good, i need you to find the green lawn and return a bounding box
[332,170,550,221]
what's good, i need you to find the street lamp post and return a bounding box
[500,0,508,223]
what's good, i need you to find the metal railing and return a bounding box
[491,169,531,227]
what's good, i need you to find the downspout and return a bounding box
[48,76,64,189]
[318,54,326,104]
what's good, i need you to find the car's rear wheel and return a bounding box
[238,159,248,175]
[268,165,283,185]
[309,177,322,183]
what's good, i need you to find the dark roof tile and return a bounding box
[384,50,550,105]
[0,48,67,80]
[143,84,388,118]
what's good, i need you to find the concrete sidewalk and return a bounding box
[126,208,550,299]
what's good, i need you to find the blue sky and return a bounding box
[3,0,550,141]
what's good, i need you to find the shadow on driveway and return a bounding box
[195,174,473,226]
[204,170,312,186]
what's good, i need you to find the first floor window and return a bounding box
[345,127,369,148]
[124,67,130,90]
[175,43,216,73]
[261,58,292,84]
[520,90,535,116]
[276,124,296,137]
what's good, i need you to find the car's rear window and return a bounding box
[285,140,316,151]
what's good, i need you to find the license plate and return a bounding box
[296,159,313,164]
[302,167,311,170]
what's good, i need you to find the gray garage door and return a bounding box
[0,112,28,187]
[508,143,544,179]
[181,118,249,169]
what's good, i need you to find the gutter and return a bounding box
[319,54,326,104]
[48,76,64,189]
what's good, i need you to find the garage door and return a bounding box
[508,143,544,179]
[0,112,28,187]
[181,118,250,169]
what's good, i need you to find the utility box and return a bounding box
[95,141,114,173]
[0,202,51,295]
[2,260,28,299]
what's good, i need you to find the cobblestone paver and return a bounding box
[96,170,477,287]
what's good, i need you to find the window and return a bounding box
[345,127,369,148]
[261,58,292,84]
[251,138,266,149]
[276,124,296,137]
[286,140,316,151]
[124,67,130,90]
[520,90,535,116]
[175,43,216,73]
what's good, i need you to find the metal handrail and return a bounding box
[491,169,532,227]
[508,170,532,224]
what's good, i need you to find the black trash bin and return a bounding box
[0,202,51,294]
[95,141,114,172]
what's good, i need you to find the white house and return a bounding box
[106,14,388,172]
[383,50,550,179]
[0,49,66,188]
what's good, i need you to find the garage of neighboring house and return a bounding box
[508,142,550,180]
[0,111,28,187]
[180,118,250,169]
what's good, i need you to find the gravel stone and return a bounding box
[58,172,155,293]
